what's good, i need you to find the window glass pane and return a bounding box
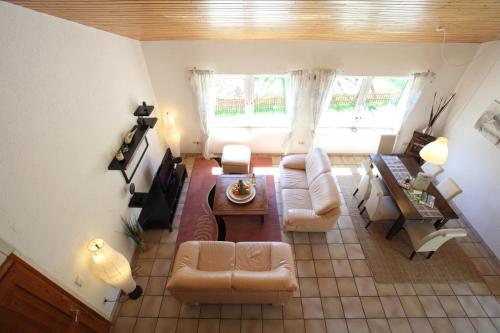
[363,77,408,112]
[215,77,245,117]
[254,76,287,115]
[329,76,362,112]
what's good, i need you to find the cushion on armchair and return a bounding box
[309,173,340,215]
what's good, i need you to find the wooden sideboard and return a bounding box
[404,131,436,164]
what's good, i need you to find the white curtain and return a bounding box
[283,70,311,155]
[399,71,435,129]
[189,69,216,159]
[308,69,336,152]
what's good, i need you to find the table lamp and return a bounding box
[88,238,142,299]
[419,137,448,165]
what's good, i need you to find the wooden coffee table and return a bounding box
[213,175,269,224]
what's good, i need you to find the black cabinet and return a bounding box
[129,149,187,231]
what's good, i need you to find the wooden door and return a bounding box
[0,254,110,333]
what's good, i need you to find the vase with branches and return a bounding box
[122,216,147,252]
[423,92,456,135]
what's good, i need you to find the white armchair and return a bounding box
[364,178,400,229]
[421,162,444,178]
[353,160,388,214]
[437,177,463,201]
[404,221,467,260]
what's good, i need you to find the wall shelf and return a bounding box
[134,103,154,117]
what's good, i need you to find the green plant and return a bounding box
[121,216,146,251]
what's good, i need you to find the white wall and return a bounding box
[141,40,478,154]
[0,3,163,318]
[440,41,500,257]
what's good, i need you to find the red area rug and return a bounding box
[176,156,281,248]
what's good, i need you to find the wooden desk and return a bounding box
[370,154,458,239]
[213,175,268,223]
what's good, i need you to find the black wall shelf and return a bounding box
[134,104,154,117]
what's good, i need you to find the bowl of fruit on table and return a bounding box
[226,179,256,204]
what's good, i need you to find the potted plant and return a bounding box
[121,216,147,252]
[422,92,456,135]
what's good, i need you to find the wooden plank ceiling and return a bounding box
[8,1,500,43]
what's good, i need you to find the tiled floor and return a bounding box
[112,154,500,333]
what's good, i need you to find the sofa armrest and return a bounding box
[171,241,200,275]
[232,269,298,291]
[166,268,232,291]
[281,154,306,170]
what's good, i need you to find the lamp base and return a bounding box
[128,285,143,300]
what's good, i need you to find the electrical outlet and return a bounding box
[192,141,200,145]
[74,275,84,287]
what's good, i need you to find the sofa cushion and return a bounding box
[280,154,306,170]
[305,148,331,185]
[282,188,313,210]
[280,165,308,189]
[232,269,296,291]
[309,173,340,215]
[235,242,271,272]
[166,268,233,291]
[198,241,235,271]
[221,145,251,166]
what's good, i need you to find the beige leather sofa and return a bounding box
[280,148,341,232]
[166,241,298,304]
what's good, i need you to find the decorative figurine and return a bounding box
[116,149,125,162]
[124,126,138,144]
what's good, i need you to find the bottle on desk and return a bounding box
[251,173,256,187]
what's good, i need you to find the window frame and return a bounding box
[211,74,289,128]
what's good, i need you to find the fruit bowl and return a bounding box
[226,180,255,204]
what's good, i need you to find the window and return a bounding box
[213,75,288,127]
[321,75,410,130]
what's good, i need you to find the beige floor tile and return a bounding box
[176,319,198,333]
[344,244,365,260]
[340,229,358,243]
[221,304,242,319]
[366,318,390,333]
[154,318,177,333]
[151,259,171,276]
[159,296,181,318]
[309,233,327,244]
[449,318,476,333]
[262,305,283,319]
[284,298,303,319]
[200,304,221,318]
[284,319,305,333]
[220,319,241,333]
[471,258,497,275]
[328,244,347,259]
[144,277,167,295]
[408,318,433,333]
[314,260,335,277]
[299,278,320,297]
[394,283,416,296]
[198,319,220,333]
[119,297,144,316]
[321,297,344,318]
[438,296,466,317]
[304,319,326,333]
[180,303,201,318]
[331,260,353,277]
[295,245,313,260]
[112,317,137,333]
[293,233,311,244]
[325,319,348,333]
[469,318,497,333]
[302,298,324,319]
[242,304,262,319]
[491,318,500,331]
[326,230,343,243]
[476,295,500,317]
[312,244,331,260]
[428,318,455,333]
[432,283,454,296]
[341,297,365,318]
[241,320,262,333]
[337,278,358,297]
[355,277,377,296]
[412,283,435,295]
[345,319,369,333]
[482,275,500,295]
[360,297,385,318]
[450,283,473,295]
[375,283,397,296]
[468,282,491,295]
[156,244,175,259]
[337,216,354,229]
[263,319,283,333]
[418,296,447,318]
[457,295,488,317]
[379,296,405,318]
[134,259,154,276]
[387,318,412,333]
[399,296,426,318]
[160,229,178,243]
[297,260,317,277]
[137,244,159,259]
[318,278,339,297]
[350,260,372,277]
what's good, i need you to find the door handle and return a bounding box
[70,307,80,323]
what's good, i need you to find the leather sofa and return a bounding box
[280,148,341,232]
[166,241,298,304]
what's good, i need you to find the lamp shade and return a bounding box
[419,137,448,165]
[88,238,137,295]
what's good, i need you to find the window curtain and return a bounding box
[308,69,336,152]
[398,71,435,129]
[189,69,216,159]
[283,70,311,155]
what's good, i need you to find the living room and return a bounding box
[1,1,500,332]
